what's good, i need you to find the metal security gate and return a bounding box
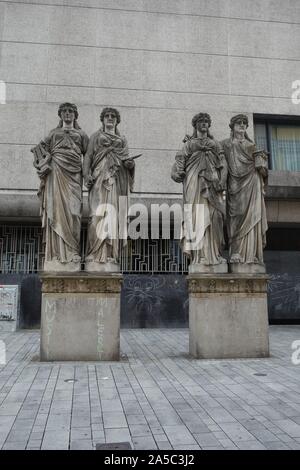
[0,225,188,274]
[0,224,189,328]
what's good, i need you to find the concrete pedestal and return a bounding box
[189,262,228,274]
[188,274,269,359]
[44,260,81,272]
[40,273,122,361]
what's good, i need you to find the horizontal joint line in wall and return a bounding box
[1,1,300,26]
[1,40,300,63]
[0,143,178,152]
[1,82,293,101]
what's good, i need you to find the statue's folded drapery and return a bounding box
[85,130,134,263]
[39,128,88,263]
[222,138,268,263]
[172,136,226,265]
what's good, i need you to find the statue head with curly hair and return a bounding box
[100,107,121,135]
[57,102,80,129]
[190,112,213,139]
[229,114,252,142]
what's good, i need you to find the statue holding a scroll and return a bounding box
[83,107,135,272]
[32,103,89,271]
[222,114,268,273]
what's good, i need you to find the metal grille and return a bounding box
[120,239,188,273]
[0,225,188,274]
[0,225,44,273]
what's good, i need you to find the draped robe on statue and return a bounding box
[85,130,134,263]
[39,128,88,264]
[172,137,226,265]
[222,138,268,264]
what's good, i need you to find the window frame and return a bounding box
[254,114,300,172]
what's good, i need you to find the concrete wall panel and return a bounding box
[47,45,96,87]
[2,0,300,24]
[2,3,50,43]
[48,5,97,47]
[229,20,300,61]
[0,144,39,189]
[0,0,299,202]
[229,0,300,24]
[0,42,49,84]
[229,57,273,97]
[0,103,48,144]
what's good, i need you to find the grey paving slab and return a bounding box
[287,442,300,450]
[70,439,93,450]
[218,438,238,449]
[162,425,197,446]
[45,413,71,430]
[126,414,148,425]
[248,427,280,443]
[194,432,220,447]
[174,444,201,450]
[71,427,92,440]
[274,419,300,438]
[263,441,292,450]
[132,435,158,450]
[103,411,128,429]
[129,424,152,437]
[218,422,259,442]
[104,428,132,444]
[235,440,267,450]
[156,441,173,450]
[1,327,300,450]
[2,441,27,450]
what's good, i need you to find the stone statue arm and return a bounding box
[218,144,228,192]
[122,138,135,171]
[253,147,268,194]
[253,148,268,180]
[83,134,95,190]
[171,143,189,183]
[81,131,89,156]
[31,131,53,179]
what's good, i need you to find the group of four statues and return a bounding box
[32,103,268,274]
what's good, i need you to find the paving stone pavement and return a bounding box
[0,326,300,450]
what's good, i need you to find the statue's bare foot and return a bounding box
[230,253,242,263]
[218,256,227,264]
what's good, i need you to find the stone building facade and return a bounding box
[0,0,299,327]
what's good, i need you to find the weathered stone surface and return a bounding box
[43,260,81,273]
[188,274,269,359]
[230,263,266,274]
[222,114,268,272]
[189,263,228,274]
[171,113,227,271]
[32,103,89,272]
[83,107,134,268]
[85,261,120,274]
[188,274,268,295]
[40,273,122,361]
[41,273,122,294]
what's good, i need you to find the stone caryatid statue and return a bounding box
[222,114,268,273]
[83,107,135,272]
[171,113,228,273]
[32,103,89,272]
